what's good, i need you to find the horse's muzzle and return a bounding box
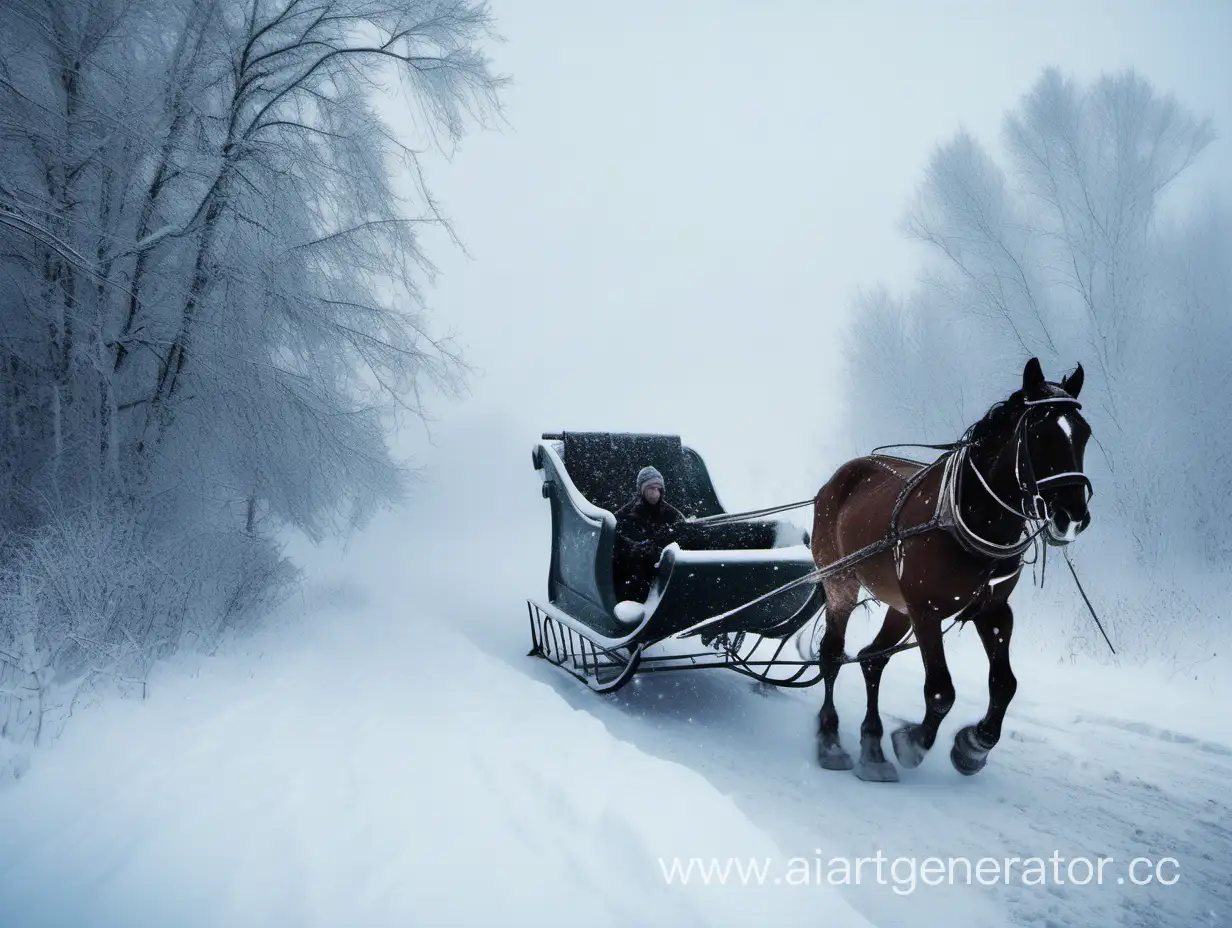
[1046,505,1090,545]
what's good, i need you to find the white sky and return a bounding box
[392,0,1232,510]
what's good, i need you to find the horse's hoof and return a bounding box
[951,725,990,776]
[855,759,900,782]
[892,725,927,769]
[951,745,987,776]
[818,742,854,770]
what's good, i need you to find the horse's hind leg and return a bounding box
[816,577,857,770]
[952,604,1017,776]
[854,607,912,782]
[891,612,956,769]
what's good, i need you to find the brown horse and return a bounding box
[811,358,1092,781]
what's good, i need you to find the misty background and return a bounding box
[389,1,1232,663]
[3,0,1231,761]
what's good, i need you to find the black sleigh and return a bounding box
[527,431,827,692]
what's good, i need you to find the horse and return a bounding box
[810,358,1092,781]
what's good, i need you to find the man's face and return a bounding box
[642,485,662,505]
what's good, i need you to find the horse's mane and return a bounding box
[962,397,1017,447]
[961,382,1072,447]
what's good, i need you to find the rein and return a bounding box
[688,497,817,526]
[1063,549,1116,655]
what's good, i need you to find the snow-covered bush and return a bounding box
[0,505,296,764]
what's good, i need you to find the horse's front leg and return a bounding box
[891,612,955,769]
[951,604,1017,776]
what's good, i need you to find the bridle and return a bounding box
[960,394,1093,552]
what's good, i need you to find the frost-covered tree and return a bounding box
[843,69,1229,652]
[0,0,502,749]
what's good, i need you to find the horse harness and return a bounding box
[873,393,1093,601]
[680,391,1099,647]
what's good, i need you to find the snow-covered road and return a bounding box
[550,626,1232,927]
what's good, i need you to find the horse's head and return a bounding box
[1018,357,1092,545]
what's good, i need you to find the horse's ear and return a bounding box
[1022,357,1045,392]
[1061,363,1084,398]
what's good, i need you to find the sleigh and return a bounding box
[527,431,827,692]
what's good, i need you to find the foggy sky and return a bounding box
[392,1,1232,511]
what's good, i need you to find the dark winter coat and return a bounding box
[612,496,687,602]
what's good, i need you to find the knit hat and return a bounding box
[636,466,665,495]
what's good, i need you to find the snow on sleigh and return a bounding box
[527,431,827,692]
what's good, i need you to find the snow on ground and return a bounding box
[577,634,1232,928]
[0,586,872,928]
[1,415,1229,927]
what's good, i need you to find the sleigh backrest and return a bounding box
[557,431,724,518]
